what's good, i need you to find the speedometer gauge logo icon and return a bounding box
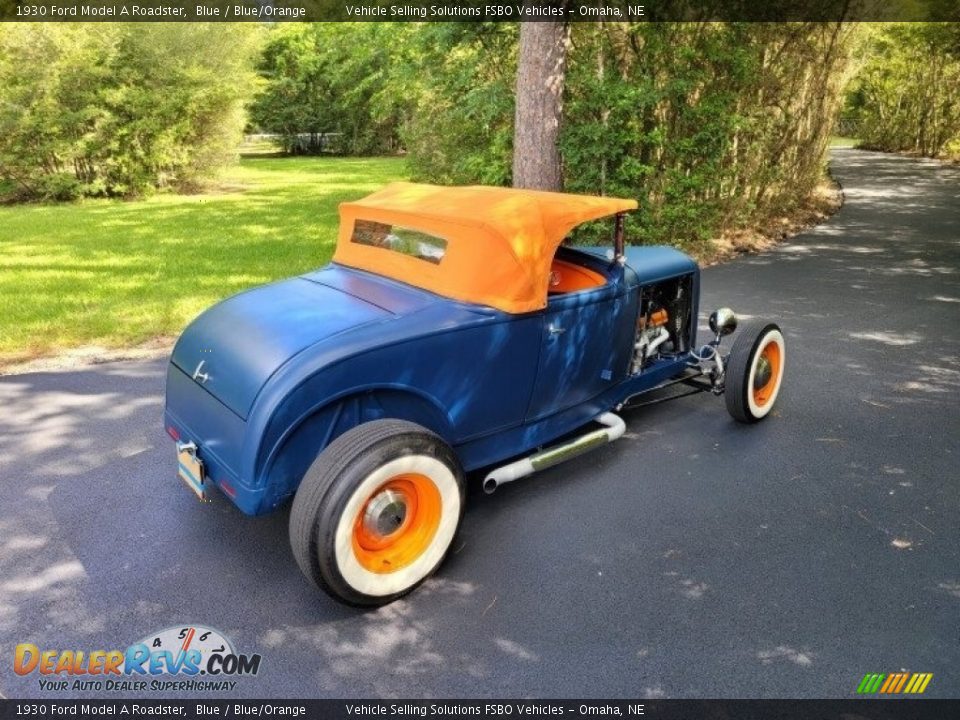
[135,625,235,671]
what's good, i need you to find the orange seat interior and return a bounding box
[548,259,607,294]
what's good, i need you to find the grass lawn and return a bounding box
[829,136,860,148]
[0,156,407,365]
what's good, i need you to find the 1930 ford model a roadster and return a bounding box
[164,183,786,606]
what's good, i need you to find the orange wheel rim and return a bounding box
[352,474,442,574]
[753,340,782,407]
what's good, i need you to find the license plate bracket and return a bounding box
[177,442,207,501]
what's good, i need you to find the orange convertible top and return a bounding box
[333,182,638,314]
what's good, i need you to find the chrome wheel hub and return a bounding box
[363,489,408,538]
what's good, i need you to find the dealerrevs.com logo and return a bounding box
[14,625,262,693]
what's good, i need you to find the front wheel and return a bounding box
[289,420,465,606]
[724,320,785,423]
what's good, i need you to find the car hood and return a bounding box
[171,276,392,419]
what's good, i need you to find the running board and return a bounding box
[482,413,626,494]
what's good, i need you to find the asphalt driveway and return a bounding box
[1,149,958,699]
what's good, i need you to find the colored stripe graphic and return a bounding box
[857,673,885,694]
[857,672,932,694]
[879,674,897,693]
[904,673,933,694]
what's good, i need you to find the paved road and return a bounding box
[1,150,958,700]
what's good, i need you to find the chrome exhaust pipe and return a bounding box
[483,413,626,494]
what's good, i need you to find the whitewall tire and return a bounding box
[725,321,786,423]
[289,420,465,607]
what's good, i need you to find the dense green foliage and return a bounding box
[376,22,858,251]
[248,22,519,171]
[399,23,518,185]
[249,23,407,155]
[845,23,960,160]
[0,23,261,200]
[563,23,858,247]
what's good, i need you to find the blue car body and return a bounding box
[164,244,699,516]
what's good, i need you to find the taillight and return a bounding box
[219,479,237,498]
[166,426,180,441]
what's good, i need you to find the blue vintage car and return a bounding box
[164,182,785,606]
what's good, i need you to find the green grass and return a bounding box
[238,136,285,156]
[0,156,407,364]
[829,136,860,148]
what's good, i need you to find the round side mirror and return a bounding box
[709,307,738,337]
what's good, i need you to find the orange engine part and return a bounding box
[644,309,669,328]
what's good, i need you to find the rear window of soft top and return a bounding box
[350,220,447,265]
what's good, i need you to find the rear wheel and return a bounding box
[725,320,785,423]
[289,420,464,606]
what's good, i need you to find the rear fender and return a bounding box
[256,388,455,512]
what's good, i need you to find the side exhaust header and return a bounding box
[483,413,626,494]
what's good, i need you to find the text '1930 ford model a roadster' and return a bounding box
[164,182,786,606]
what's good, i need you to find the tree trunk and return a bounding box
[513,18,570,190]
